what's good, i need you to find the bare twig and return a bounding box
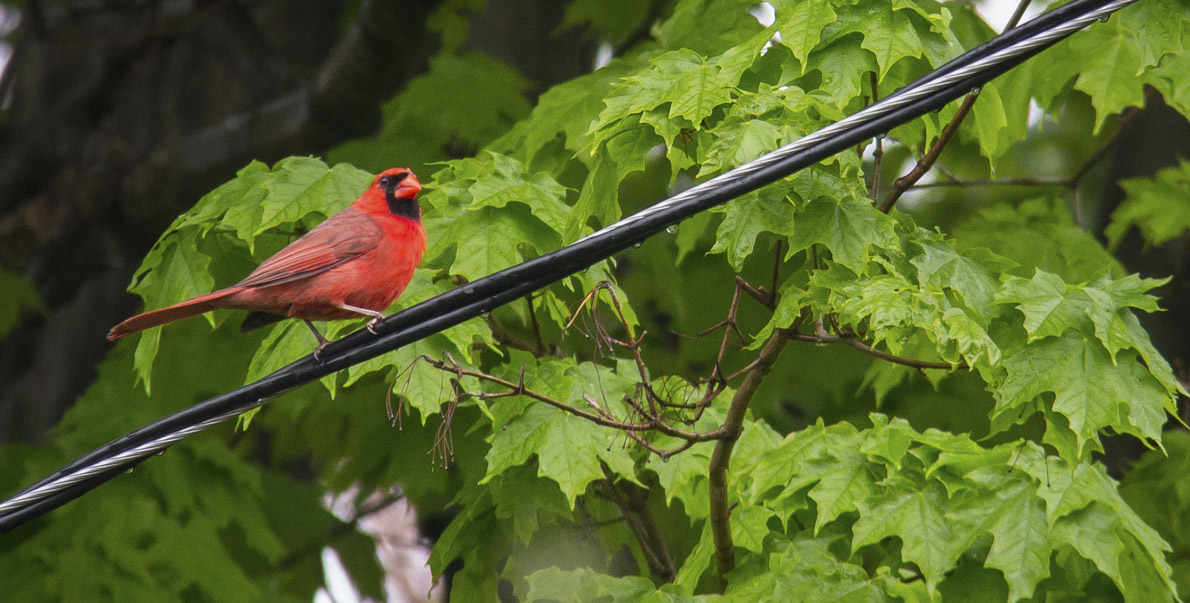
[1004,0,1034,31]
[420,354,721,444]
[789,332,965,370]
[422,355,645,430]
[736,276,774,310]
[908,98,1145,225]
[911,177,1067,189]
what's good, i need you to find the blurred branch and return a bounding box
[599,464,676,582]
[274,488,407,573]
[612,0,666,57]
[912,98,1148,225]
[176,0,444,174]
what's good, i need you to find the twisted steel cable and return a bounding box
[0,0,1139,531]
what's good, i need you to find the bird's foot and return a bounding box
[334,303,385,334]
[304,320,331,361]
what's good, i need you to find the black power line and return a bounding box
[0,0,1139,532]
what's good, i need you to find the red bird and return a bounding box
[108,167,427,353]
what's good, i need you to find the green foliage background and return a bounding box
[3,0,1190,601]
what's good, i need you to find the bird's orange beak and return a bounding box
[396,171,422,199]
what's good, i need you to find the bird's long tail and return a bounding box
[107,289,239,340]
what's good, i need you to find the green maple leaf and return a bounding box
[803,38,879,110]
[953,199,1124,284]
[484,400,638,507]
[597,45,755,130]
[995,333,1174,459]
[1106,160,1190,249]
[835,5,926,78]
[699,119,787,177]
[996,270,1170,360]
[970,478,1053,602]
[1070,27,1146,131]
[709,186,797,270]
[995,270,1085,342]
[488,463,573,545]
[788,197,899,270]
[251,162,372,237]
[465,152,572,235]
[443,204,560,280]
[803,449,878,534]
[565,145,621,242]
[909,235,1014,321]
[774,0,838,66]
[129,238,215,394]
[852,481,972,590]
[969,82,1012,161]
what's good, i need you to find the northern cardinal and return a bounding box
[108,167,426,354]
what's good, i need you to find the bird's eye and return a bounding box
[378,176,392,189]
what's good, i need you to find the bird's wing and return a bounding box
[235,207,381,289]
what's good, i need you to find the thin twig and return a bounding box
[1004,0,1033,31]
[526,294,548,355]
[911,97,1146,226]
[911,177,1067,189]
[421,356,645,430]
[789,332,965,370]
[421,355,721,443]
[869,72,884,202]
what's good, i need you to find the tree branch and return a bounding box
[879,92,978,212]
[878,0,1033,213]
[708,328,791,590]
